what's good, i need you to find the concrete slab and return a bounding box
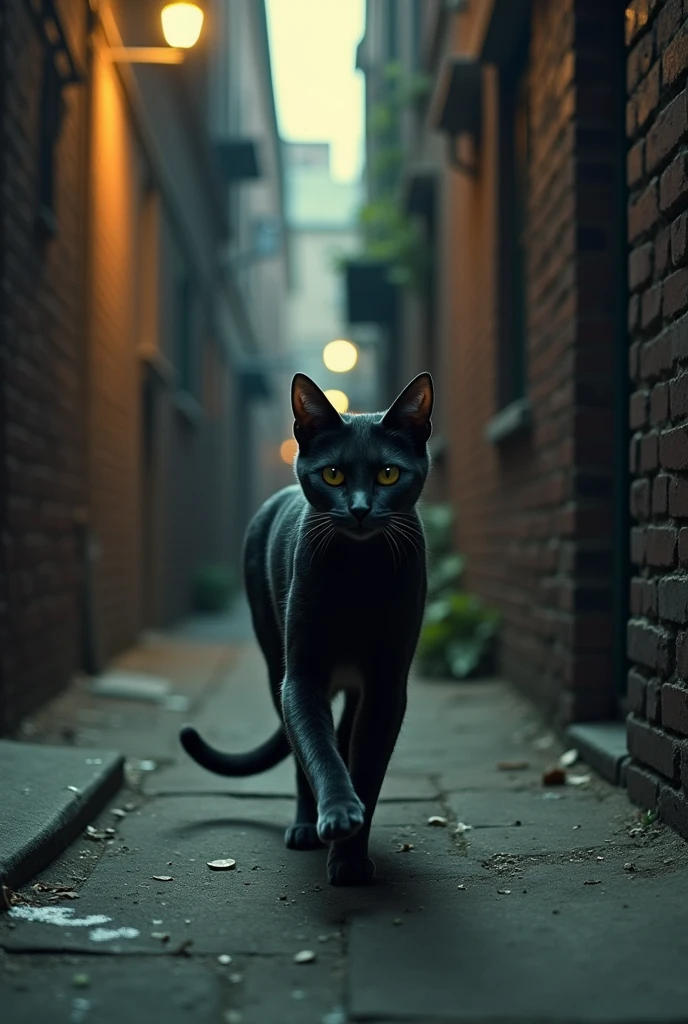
[447,788,638,857]
[0,797,472,957]
[0,741,123,890]
[348,859,688,1022]
[1,956,223,1023]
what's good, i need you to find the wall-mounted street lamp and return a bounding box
[107,1,205,64]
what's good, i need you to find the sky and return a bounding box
[265,0,366,182]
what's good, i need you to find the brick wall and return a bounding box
[447,0,625,724]
[0,0,88,732]
[625,0,688,837]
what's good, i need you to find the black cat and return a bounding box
[180,371,433,885]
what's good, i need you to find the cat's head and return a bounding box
[291,372,433,541]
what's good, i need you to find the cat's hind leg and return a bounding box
[285,764,322,850]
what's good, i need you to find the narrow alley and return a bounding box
[2,604,686,1024]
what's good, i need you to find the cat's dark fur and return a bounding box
[180,372,433,885]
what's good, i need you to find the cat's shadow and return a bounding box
[169,815,437,915]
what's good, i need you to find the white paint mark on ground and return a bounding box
[89,926,139,942]
[9,907,110,927]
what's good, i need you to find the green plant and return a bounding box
[349,64,433,291]
[192,564,237,613]
[416,505,501,680]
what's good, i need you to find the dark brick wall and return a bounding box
[0,0,88,733]
[447,0,625,725]
[626,0,688,837]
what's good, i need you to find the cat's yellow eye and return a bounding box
[377,465,400,486]
[323,466,345,486]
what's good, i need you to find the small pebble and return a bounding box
[218,954,232,965]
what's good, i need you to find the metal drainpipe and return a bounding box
[77,0,103,675]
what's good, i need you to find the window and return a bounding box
[497,47,529,411]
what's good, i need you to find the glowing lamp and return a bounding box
[324,389,349,414]
[323,339,358,373]
[161,2,204,49]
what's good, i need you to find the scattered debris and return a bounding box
[427,815,448,827]
[456,884,466,891]
[89,927,139,942]
[497,889,511,895]
[543,792,563,800]
[1,887,29,910]
[398,843,414,853]
[72,974,90,989]
[207,859,236,871]
[112,808,127,819]
[218,954,232,965]
[559,748,579,768]
[152,876,174,882]
[67,786,81,794]
[173,938,194,957]
[151,932,170,942]
[624,862,636,873]
[393,918,403,926]
[583,879,601,886]
[497,760,530,771]
[84,826,113,843]
[533,733,555,750]
[454,822,473,834]
[596,856,605,862]
[567,774,592,787]
[294,950,316,964]
[542,767,566,787]
[278,895,287,901]
[124,802,137,812]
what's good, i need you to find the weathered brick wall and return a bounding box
[0,0,87,732]
[625,0,688,836]
[447,0,624,724]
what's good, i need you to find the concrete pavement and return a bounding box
[1,604,687,1023]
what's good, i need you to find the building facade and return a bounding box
[0,0,287,733]
[358,0,688,839]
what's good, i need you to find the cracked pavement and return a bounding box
[2,605,688,1023]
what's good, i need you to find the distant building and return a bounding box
[0,0,287,732]
[277,141,373,457]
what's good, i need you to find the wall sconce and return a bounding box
[107,1,204,64]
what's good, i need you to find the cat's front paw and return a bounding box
[328,855,376,886]
[317,796,365,842]
[285,823,323,850]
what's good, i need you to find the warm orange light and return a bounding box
[280,438,298,465]
[324,389,349,414]
[161,3,204,49]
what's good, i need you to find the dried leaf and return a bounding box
[152,875,174,882]
[426,816,448,827]
[294,949,316,964]
[542,767,566,787]
[207,859,236,871]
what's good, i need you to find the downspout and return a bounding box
[77,0,103,675]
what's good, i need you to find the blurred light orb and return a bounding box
[280,438,298,465]
[161,2,204,49]
[323,339,358,373]
[324,389,349,414]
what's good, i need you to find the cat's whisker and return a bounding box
[383,526,401,569]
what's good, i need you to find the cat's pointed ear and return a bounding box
[291,373,342,446]
[382,373,434,443]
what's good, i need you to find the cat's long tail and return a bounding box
[178,724,290,776]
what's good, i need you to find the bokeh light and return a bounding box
[324,389,349,413]
[161,3,205,49]
[280,438,298,465]
[323,339,358,373]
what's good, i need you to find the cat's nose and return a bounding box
[350,502,370,522]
